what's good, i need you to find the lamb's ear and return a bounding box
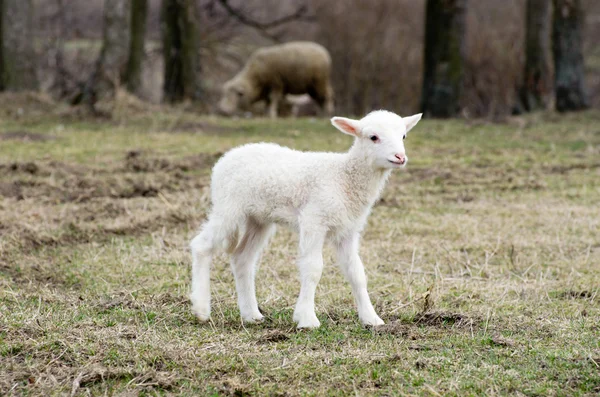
[403,113,422,134]
[331,117,361,137]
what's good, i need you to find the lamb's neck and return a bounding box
[341,145,392,212]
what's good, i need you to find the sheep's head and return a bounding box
[331,110,422,169]
[218,78,254,116]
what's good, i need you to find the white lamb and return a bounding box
[190,110,422,328]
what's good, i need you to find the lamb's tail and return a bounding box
[189,214,240,321]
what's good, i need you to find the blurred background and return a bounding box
[0,0,598,119]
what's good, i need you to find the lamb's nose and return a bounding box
[395,153,406,164]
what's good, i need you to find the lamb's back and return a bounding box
[211,143,342,215]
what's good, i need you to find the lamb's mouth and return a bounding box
[388,159,405,166]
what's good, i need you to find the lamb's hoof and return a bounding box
[361,316,385,326]
[191,301,211,322]
[192,308,210,322]
[294,311,321,328]
[242,312,264,323]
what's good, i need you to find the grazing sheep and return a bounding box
[218,41,334,118]
[190,110,422,328]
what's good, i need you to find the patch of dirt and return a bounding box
[374,322,414,336]
[411,311,479,329]
[374,312,480,334]
[257,330,290,343]
[98,295,141,311]
[0,131,55,142]
[558,290,597,300]
[124,150,220,173]
[0,181,24,199]
[1,162,41,175]
[0,155,210,203]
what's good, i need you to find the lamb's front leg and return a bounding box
[336,233,384,326]
[293,227,326,328]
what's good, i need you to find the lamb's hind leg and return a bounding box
[231,219,276,322]
[190,220,218,321]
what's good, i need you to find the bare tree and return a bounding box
[161,0,201,103]
[0,0,38,91]
[75,0,130,108]
[518,0,552,112]
[52,0,69,97]
[0,0,3,91]
[421,0,467,118]
[552,0,588,112]
[123,0,148,95]
[215,0,312,42]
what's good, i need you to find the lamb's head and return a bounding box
[218,78,254,116]
[331,110,422,169]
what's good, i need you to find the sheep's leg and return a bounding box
[231,220,275,323]
[190,222,217,321]
[268,90,282,119]
[309,82,334,116]
[336,233,384,326]
[324,82,334,116]
[293,227,326,328]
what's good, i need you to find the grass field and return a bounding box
[1,98,599,396]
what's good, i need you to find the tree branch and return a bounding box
[215,0,314,31]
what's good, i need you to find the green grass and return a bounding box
[1,101,599,396]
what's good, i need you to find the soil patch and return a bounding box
[374,322,414,336]
[558,290,597,300]
[0,155,210,203]
[1,162,40,175]
[0,182,24,199]
[257,329,290,343]
[124,150,220,173]
[411,311,479,329]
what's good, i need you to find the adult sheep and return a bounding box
[190,110,422,328]
[218,41,334,118]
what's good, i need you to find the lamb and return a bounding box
[189,110,422,328]
[218,41,334,118]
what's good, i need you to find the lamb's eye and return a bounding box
[403,135,406,140]
[370,135,379,143]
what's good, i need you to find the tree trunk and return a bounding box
[78,0,130,106]
[421,0,467,118]
[51,0,69,97]
[0,0,37,91]
[0,0,4,91]
[552,0,588,112]
[161,0,201,103]
[519,0,552,112]
[124,0,148,95]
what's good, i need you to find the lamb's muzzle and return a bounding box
[190,110,422,328]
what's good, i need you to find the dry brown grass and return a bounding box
[1,101,599,395]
